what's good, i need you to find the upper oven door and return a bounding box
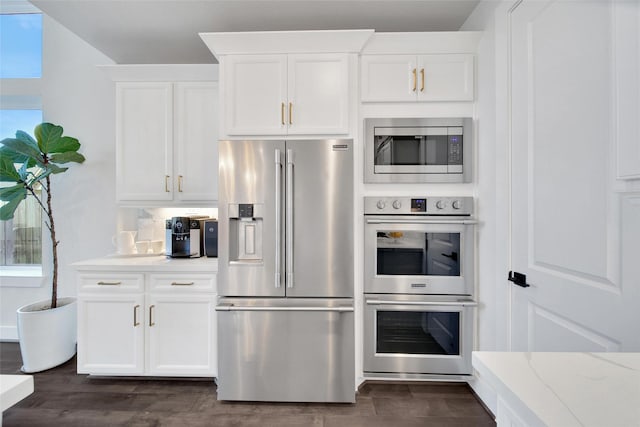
[364,217,474,295]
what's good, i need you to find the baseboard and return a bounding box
[0,325,19,341]
[468,370,498,417]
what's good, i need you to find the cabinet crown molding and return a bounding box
[199,29,374,59]
[100,64,219,82]
[361,31,482,55]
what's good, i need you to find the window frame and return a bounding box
[0,1,46,287]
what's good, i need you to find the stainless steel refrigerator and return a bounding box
[216,139,354,403]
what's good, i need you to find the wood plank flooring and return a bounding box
[1,342,495,426]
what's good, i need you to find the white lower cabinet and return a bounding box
[77,272,217,377]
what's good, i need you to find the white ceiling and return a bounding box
[30,0,480,64]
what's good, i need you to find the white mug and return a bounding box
[112,231,136,255]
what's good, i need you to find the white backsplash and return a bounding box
[116,207,218,251]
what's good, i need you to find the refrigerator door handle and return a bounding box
[286,148,294,288]
[275,148,282,288]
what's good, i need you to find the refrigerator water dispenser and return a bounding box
[228,203,263,262]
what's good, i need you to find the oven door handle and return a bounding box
[366,219,477,225]
[366,299,478,307]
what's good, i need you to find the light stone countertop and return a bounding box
[472,351,640,427]
[0,375,34,412]
[72,255,218,273]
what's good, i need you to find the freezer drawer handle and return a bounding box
[366,219,477,225]
[215,305,354,312]
[365,299,477,307]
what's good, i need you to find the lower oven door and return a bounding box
[364,294,476,376]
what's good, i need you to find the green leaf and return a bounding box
[15,130,37,147]
[0,137,45,165]
[0,145,28,164]
[0,184,27,201]
[0,155,21,182]
[35,123,63,154]
[48,163,68,174]
[48,136,80,154]
[0,190,27,220]
[50,151,85,164]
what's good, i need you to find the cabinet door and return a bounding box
[174,82,219,202]
[418,54,474,101]
[223,55,287,136]
[77,294,145,375]
[287,54,349,135]
[360,55,417,102]
[147,294,217,376]
[116,82,173,201]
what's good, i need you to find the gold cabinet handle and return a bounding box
[178,175,183,192]
[420,68,425,92]
[289,102,293,125]
[133,304,140,327]
[165,175,170,193]
[98,281,121,286]
[281,102,285,125]
[412,68,417,92]
[149,305,155,327]
[171,282,194,286]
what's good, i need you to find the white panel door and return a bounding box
[287,54,349,135]
[77,294,145,375]
[418,54,474,101]
[223,55,287,136]
[147,294,217,376]
[174,82,219,202]
[116,82,173,201]
[360,55,417,102]
[509,0,639,351]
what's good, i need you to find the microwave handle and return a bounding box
[366,299,478,307]
[366,219,477,225]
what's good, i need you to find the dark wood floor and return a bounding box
[1,342,495,426]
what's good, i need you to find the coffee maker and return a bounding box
[165,217,202,258]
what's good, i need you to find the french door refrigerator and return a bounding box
[216,139,354,403]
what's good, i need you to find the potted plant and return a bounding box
[0,122,85,373]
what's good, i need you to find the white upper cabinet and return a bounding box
[116,82,173,202]
[200,30,374,138]
[114,76,218,204]
[223,53,349,136]
[361,54,474,102]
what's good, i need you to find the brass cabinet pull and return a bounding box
[165,175,170,192]
[97,281,121,286]
[133,304,140,326]
[420,68,425,92]
[171,282,194,286]
[149,305,155,327]
[289,102,293,125]
[412,68,417,92]
[281,102,285,125]
[178,175,183,192]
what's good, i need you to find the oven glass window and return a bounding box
[374,135,449,166]
[376,231,460,276]
[376,311,460,355]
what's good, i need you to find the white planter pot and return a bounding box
[17,296,77,373]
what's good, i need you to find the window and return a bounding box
[0,3,43,275]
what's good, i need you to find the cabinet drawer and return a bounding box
[79,273,144,293]
[149,274,216,293]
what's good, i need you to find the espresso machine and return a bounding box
[165,217,202,258]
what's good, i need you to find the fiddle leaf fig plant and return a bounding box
[0,123,85,309]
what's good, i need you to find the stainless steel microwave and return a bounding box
[364,117,472,183]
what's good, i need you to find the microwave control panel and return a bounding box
[364,197,473,216]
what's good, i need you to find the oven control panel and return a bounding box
[364,197,473,216]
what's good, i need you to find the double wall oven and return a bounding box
[364,196,476,378]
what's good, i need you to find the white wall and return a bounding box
[0,15,116,339]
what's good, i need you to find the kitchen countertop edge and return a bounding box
[72,255,219,273]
